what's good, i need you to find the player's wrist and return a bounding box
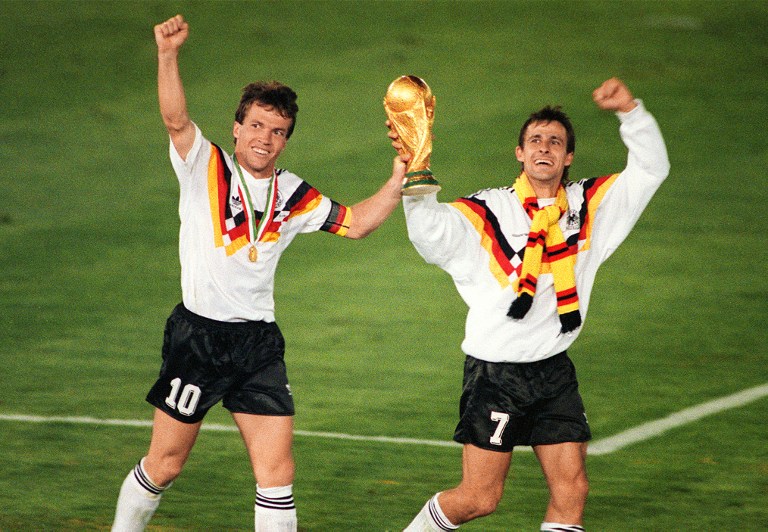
[157,48,181,60]
[617,99,638,113]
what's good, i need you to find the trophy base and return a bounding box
[401,182,441,196]
[402,171,441,196]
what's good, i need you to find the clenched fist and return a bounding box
[592,77,636,113]
[154,14,189,54]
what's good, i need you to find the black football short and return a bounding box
[453,352,591,452]
[145,304,294,424]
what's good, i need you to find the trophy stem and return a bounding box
[402,170,441,196]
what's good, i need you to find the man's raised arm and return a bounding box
[344,155,407,240]
[154,15,195,160]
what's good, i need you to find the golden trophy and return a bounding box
[384,75,440,195]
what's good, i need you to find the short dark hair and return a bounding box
[235,81,299,139]
[517,105,575,181]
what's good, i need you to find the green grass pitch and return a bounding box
[0,0,766,529]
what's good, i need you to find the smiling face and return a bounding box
[515,120,574,197]
[233,103,293,179]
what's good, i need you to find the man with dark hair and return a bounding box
[111,14,407,531]
[235,81,299,139]
[517,106,576,181]
[396,78,669,531]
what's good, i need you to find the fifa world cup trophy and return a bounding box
[384,75,441,195]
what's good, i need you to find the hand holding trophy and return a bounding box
[384,75,441,195]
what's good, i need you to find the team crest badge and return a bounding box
[566,209,580,231]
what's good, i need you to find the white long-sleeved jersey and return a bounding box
[403,100,670,363]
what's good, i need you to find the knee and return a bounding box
[471,495,502,519]
[460,486,504,520]
[143,454,185,487]
[569,473,589,501]
[576,476,589,504]
[256,457,295,487]
[551,473,589,508]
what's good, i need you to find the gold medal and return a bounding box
[248,245,258,262]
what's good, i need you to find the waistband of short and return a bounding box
[468,351,568,367]
[173,303,277,332]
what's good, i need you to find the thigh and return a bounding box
[533,441,588,489]
[534,442,589,524]
[144,408,203,485]
[233,412,295,487]
[460,443,513,492]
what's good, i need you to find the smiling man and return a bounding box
[111,14,406,532]
[515,110,575,196]
[396,78,669,531]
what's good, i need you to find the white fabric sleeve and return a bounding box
[169,123,205,182]
[590,100,670,261]
[617,99,670,181]
[296,193,334,234]
[403,193,478,280]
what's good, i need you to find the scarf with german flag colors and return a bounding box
[507,173,581,333]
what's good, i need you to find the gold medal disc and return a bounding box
[248,246,258,262]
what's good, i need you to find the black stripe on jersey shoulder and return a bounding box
[460,192,520,259]
[280,178,315,211]
[568,175,613,245]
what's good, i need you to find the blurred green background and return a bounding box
[1,0,766,529]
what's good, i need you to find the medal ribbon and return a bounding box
[233,155,278,253]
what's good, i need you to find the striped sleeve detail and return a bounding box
[283,181,325,220]
[320,200,352,237]
[577,173,620,250]
[207,144,248,256]
[451,197,519,287]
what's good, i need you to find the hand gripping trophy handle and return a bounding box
[384,75,441,195]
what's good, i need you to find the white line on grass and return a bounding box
[2,383,766,455]
[0,413,463,449]
[587,382,768,455]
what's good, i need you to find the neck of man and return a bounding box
[527,177,561,199]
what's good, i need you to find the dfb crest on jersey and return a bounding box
[566,209,580,231]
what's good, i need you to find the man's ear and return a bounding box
[515,145,524,163]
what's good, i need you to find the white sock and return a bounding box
[404,493,459,531]
[540,522,585,531]
[255,484,297,532]
[111,459,168,532]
